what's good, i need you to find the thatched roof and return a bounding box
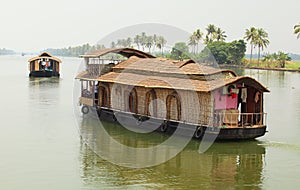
[113,56,227,76]
[75,71,268,92]
[75,71,96,81]
[80,48,155,59]
[28,52,62,63]
[76,48,269,93]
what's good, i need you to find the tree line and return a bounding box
[0,48,14,55]
[262,52,291,68]
[44,44,105,57]
[43,22,299,67]
[110,32,167,55]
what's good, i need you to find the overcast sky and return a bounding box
[0,0,299,54]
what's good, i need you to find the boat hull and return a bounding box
[29,71,60,77]
[83,106,267,141]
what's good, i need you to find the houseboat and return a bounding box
[28,52,61,77]
[75,48,269,140]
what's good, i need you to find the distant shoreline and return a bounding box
[219,64,300,72]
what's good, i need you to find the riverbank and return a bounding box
[220,64,300,72]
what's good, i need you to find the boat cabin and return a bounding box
[76,48,269,140]
[28,52,62,77]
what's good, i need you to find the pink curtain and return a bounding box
[214,90,238,110]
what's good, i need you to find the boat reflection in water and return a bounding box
[28,77,60,87]
[28,77,60,109]
[79,111,265,189]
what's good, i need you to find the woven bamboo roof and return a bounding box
[80,48,155,58]
[113,56,225,76]
[76,48,269,93]
[28,52,62,63]
[75,71,96,81]
[94,72,269,92]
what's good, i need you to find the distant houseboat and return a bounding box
[28,52,61,77]
[75,48,269,140]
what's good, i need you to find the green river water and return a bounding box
[0,55,299,189]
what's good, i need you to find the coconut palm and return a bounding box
[133,35,141,50]
[125,37,132,47]
[255,28,269,63]
[140,32,147,51]
[262,53,273,67]
[156,36,167,56]
[145,36,153,53]
[203,35,212,45]
[205,24,217,43]
[194,29,203,53]
[277,51,291,68]
[294,23,300,39]
[244,27,257,64]
[188,33,197,54]
[152,34,157,52]
[214,27,227,41]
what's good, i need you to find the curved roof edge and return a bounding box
[215,76,270,93]
[28,52,62,63]
[80,48,156,59]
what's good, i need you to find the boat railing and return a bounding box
[81,89,93,98]
[213,112,267,128]
[86,63,114,77]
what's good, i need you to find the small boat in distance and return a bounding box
[28,52,61,77]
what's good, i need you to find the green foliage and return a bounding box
[244,27,269,63]
[261,51,292,68]
[294,23,300,39]
[44,43,105,57]
[228,40,246,64]
[113,32,167,54]
[277,51,291,68]
[198,40,246,64]
[44,32,167,57]
[169,42,190,60]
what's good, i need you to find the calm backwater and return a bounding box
[0,55,299,189]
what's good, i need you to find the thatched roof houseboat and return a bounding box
[75,48,269,140]
[28,52,62,77]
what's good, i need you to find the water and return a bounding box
[0,56,300,189]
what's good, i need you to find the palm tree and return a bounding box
[116,39,123,47]
[133,35,141,50]
[203,35,212,45]
[294,23,300,39]
[152,34,157,52]
[214,27,227,41]
[145,36,153,53]
[205,24,217,43]
[262,53,273,67]
[140,32,147,51]
[255,28,269,63]
[156,36,167,56]
[194,29,203,53]
[277,51,291,68]
[125,37,132,47]
[244,27,257,64]
[188,33,197,54]
[111,41,116,48]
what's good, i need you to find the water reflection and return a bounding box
[79,113,265,189]
[28,77,60,88]
[28,77,60,106]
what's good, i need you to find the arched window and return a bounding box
[145,89,157,117]
[166,91,181,121]
[99,84,110,107]
[126,88,138,113]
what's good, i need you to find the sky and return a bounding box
[0,0,299,54]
